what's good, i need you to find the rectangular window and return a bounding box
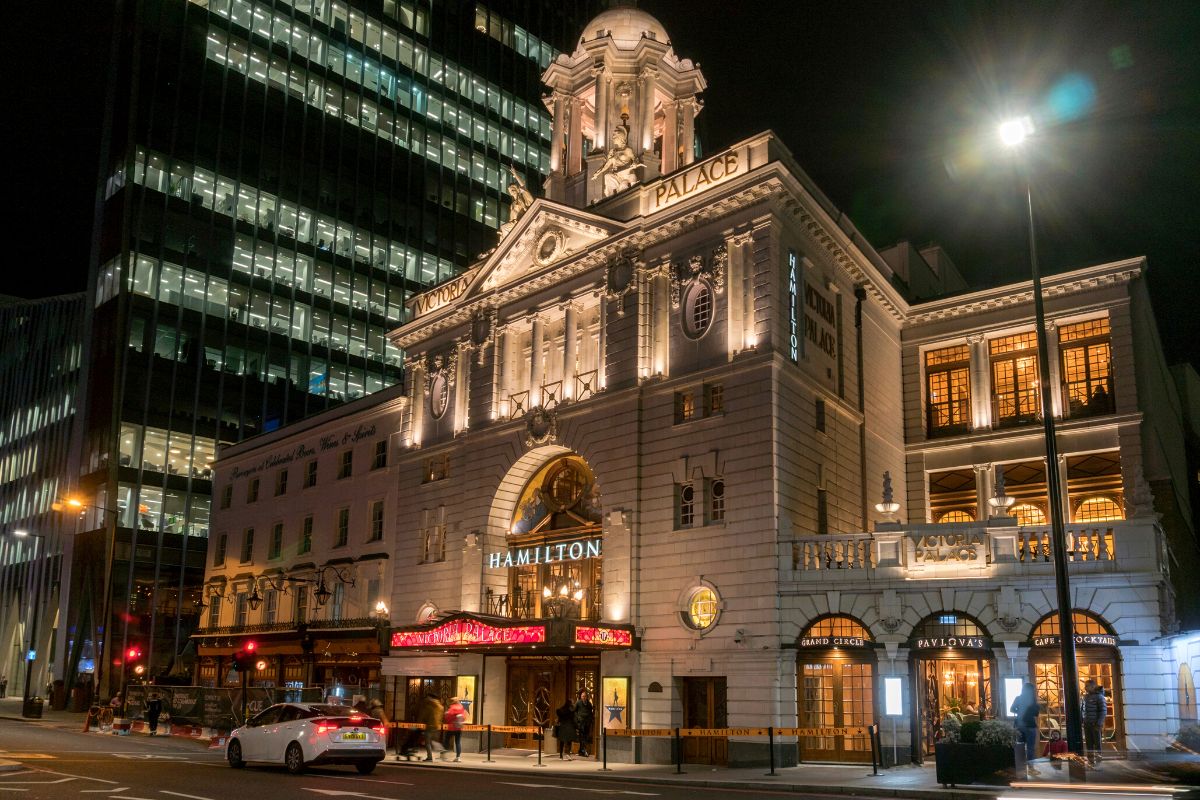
[330,582,345,621]
[247,477,260,503]
[220,485,233,509]
[422,525,445,563]
[207,596,220,628]
[674,391,696,424]
[264,589,279,624]
[704,384,724,416]
[373,439,388,469]
[304,459,318,487]
[990,333,1040,427]
[240,528,255,563]
[815,398,827,433]
[295,585,309,624]
[1059,318,1113,418]
[335,507,350,547]
[370,500,384,541]
[817,487,829,535]
[213,533,227,566]
[338,449,353,479]
[423,454,449,482]
[270,522,283,559]
[677,482,695,528]
[925,344,971,436]
[236,592,249,626]
[708,478,725,523]
[275,469,289,495]
[300,516,313,554]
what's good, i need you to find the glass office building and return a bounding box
[62,0,601,701]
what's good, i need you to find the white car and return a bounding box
[226,703,387,775]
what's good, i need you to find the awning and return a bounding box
[388,612,636,654]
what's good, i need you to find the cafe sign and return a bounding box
[1033,634,1117,648]
[799,636,868,649]
[910,531,985,563]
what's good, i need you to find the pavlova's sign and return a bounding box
[909,531,985,563]
[410,273,470,319]
[913,636,990,650]
[651,149,742,211]
[489,538,601,569]
[1032,634,1117,648]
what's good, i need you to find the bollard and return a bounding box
[536,727,545,767]
[674,727,684,775]
[870,723,879,776]
[600,727,611,771]
[766,726,776,776]
[485,724,494,763]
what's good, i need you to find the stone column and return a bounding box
[530,315,544,405]
[660,100,678,173]
[725,233,742,359]
[640,67,658,153]
[593,67,608,151]
[1044,321,1063,419]
[563,302,578,399]
[454,339,470,433]
[968,333,990,431]
[491,326,505,420]
[974,463,992,521]
[549,92,565,174]
[567,97,583,175]
[597,292,608,389]
[653,266,670,377]
[680,97,697,165]
[409,359,426,446]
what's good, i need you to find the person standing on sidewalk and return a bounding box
[573,689,594,758]
[418,693,443,762]
[0,675,7,698]
[443,697,466,762]
[554,700,576,760]
[1010,683,1042,775]
[1081,680,1108,766]
[146,692,163,735]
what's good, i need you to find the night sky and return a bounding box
[10,1,1199,366]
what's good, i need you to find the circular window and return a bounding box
[682,281,714,339]
[430,374,449,419]
[685,587,719,631]
[548,464,586,509]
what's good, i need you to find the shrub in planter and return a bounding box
[935,721,1020,787]
[977,720,1017,748]
[960,720,982,744]
[941,715,962,743]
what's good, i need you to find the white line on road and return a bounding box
[301,789,398,800]
[27,768,116,784]
[0,778,75,785]
[108,796,157,800]
[0,788,29,792]
[81,789,129,793]
[494,784,657,797]
[161,791,216,800]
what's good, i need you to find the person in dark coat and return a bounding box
[573,689,594,757]
[146,693,164,734]
[554,700,577,760]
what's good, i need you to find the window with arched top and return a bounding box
[802,615,873,642]
[1031,610,1114,639]
[1179,665,1197,722]
[938,509,975,524]
[1012,503,1047,526]
[912,612,988,640]
[1073,495,1124,523]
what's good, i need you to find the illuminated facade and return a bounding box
[203,6,1199,767]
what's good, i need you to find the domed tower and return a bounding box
[541,5,706,207]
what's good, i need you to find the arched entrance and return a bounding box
[1029,610,1125,752]
[909,612,995,760]
[797,615,875,762]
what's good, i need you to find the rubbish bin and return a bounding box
[22,697,44,719]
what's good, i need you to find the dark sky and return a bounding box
[10,1,1199,365]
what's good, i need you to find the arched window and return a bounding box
[1031,610,1114,639]
[912,612,988,640]
[1073,495,1123,523]
[683,282,714,338]
[802,615,873,642]
[1013,503,1046,526]
[938,509,975,524]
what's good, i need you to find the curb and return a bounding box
[377,758,1000,800]
[0,760,23,773]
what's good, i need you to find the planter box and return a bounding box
[935,741,1022,787]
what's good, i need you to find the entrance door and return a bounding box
[505,660,564,748]
[799,659,874,762]
[1032,654,1124,752]
[568,660,598,758]
[682,677,727,766]
[915,656,993,756]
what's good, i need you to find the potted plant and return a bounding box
[936,719,1022,787]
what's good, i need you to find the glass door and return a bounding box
[799,659,874,762]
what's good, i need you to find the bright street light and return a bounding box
[998,116,1035,148]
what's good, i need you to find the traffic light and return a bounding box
[232,640,258,671]
[125,645,145,677]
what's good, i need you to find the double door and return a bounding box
[505,657,597,751]
[798,658,874,762]
[682,677,727,766]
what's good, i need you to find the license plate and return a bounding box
[342,732,366,740]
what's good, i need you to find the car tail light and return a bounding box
[373,725,387,737]
[314,719,340,734]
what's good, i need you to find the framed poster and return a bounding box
[455,675,477,724]
[601,676,629,730]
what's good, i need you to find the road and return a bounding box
[0,721,886,800]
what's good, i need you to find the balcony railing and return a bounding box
[485,587,603,621]
[195,617,385,635]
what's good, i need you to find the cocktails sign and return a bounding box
[1032,634,1117,648]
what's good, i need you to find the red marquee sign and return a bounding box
[391,619,546,649]
[574,626,633,647]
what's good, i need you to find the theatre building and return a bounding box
[221,7,1199,767]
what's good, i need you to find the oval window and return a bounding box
[683,281,714,339]
[686,587,719,631]
[430,374,449,419]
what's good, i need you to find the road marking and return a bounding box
[0,778,74,785]
[0,788,29,792]
[81,789,129,793]
[161,792,215,800]
[109,796,157,800]
[25,768,116,784]
[494,785,657,797]
[302,789,397,800]
[113,755,188,761]
[0,754,55,759]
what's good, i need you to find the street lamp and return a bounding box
[998,116,1084,761]
[13,529,46,717]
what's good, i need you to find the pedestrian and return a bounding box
[443,696,466,762]
[573,689,594,758]
[418,693,443,762]
[1043,728,1068,764]
[1081,679,1108,766]
[110,693,124,715]
[0,675,7,698]
[1010,683,1042,776]
[554,699,577,760]
[146,692,163,735]
[367,698,392,750]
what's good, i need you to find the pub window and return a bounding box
[338,449,353,479]
[213,533,227,566]
[708,478,725,523]
[235,592,249,626]
[423,453,449,482]
[220,484,233,509]
[207,596,221,628]
[304,459,318,487]
[269,522,283,559]
[990,332,1040,427]
[369,499,385,541]
[335,507,350,546]
[674,391,696,424]
[275,469,288,496]
[372,438,388,469]
[330,582,345,621]
[1059,318,1113,418]
[247,477,260,503]
[240,528,254,563]
[264,589,279,624]
[925,344,971,436]
[294,585,309,624]
[677,482,695,528]
[300,516,313,554]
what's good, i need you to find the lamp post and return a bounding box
[13,529,46,717]
[999,117,1084,760]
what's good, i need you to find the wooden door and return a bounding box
[799,659,874,762]
[505,660,563,748]
[568,660,598,758]
[682,677,727,765]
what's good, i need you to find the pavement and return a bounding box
[0,696,1195,799]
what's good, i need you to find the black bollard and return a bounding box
[767,726,776,776]
[485,724,493,763]
[600,728,611,771]
[536,727,545,767]
[675,728,684,775]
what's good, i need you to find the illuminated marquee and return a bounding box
[787,250,800,363]
[574,626,633,647]
[1032,634,1117,648]
[489,538,601,569]
[391,619,546,649]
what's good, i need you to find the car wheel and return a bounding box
[227,740,245,769]
[355,761,377,775]
[285,742,305,775]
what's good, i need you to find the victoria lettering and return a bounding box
[653,152,741,209]
[910,531,984,562]
[412,274,470,318]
